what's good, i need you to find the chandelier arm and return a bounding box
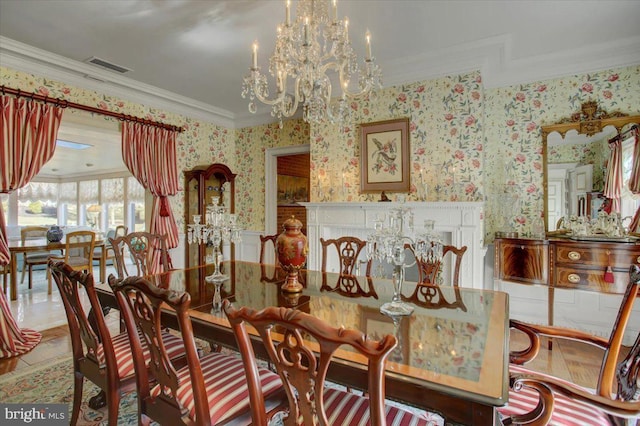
[252,80,288,107]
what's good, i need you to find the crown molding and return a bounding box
[0,37,236,129]
[384,33,640,90]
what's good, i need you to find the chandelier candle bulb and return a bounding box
[252,42,258,69]
[344,18,349,41]
[304,17,310,45]
[286,0,291,26]
[332,0,338,22]
[366,30,372,60]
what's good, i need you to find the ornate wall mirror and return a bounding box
[542,101,640,233]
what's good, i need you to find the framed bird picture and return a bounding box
[360,118,410,193]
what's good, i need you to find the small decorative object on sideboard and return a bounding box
[46,225,64,243]
[276,216,308,293]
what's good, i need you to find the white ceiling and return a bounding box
[1,0,640,177]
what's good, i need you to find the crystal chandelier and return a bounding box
[187,196,242,285]
[241,0,382,125]
[366,205,443,316]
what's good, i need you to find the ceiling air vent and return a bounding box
[84,56,132,74]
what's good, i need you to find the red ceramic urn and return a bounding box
[276,216,308,293]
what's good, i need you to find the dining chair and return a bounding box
[259,233,288,283]
[223,300,438,425]
[47,230,96,294]
[320,236,377,298]
[49,260,185,426]
[109,274,285,426]
[402,244,468,310]
[109,231,170,279]
[499,264,640,425]
[94,225,128,267]
[20,226,51,289]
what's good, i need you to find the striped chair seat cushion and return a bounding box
[498,364,613,426]
[96,330,185,380]
[323,387,440,426]
[154,352,282,424]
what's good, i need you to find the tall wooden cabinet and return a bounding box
[184,163,236,269]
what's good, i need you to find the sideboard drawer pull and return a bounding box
[568,273,581,284]
[568,251,581,261]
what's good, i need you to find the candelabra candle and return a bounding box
[187,196,242,283]
[366,205,443,316]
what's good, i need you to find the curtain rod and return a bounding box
[609,124,638,144]
[1,85,183,133]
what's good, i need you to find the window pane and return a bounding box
[106,203,124,230]
[127,177,144,202]
[64,202,78,226]
[102,178,123,203]
[59,182,77,202]
[131,201,145,232]
[16,183,59,226]
[79,180,98,204]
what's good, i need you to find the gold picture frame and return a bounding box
[360,118,410,193]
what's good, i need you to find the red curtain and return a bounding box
[0,95,63,358]
[603,139,622,214]
[121,121,179,271]
[625,129,640,232]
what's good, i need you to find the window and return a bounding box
[59,182,78,226]
[3,175,146,234]
[17,182,59,226]
[102,178,124,230]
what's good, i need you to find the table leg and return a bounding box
[10,251,17,301]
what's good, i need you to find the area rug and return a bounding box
[0,356,141,425]
[0,355,444,425]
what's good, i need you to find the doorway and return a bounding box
[265,145,311,238]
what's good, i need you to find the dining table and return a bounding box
[96,261,510,425]
[7,237,107,301]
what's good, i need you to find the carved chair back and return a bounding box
[320,236,377,298]
[402,244,467,310]
[110,231,170,279]
[223,301,397,425]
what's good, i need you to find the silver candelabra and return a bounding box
[187,196,242,288]
[366,205,443,316]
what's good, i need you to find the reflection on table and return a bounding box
[100,261,508,425]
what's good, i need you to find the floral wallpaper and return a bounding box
[235,120,309,230]
[483,65,640,240]
[309,72,484,205]
[2,63,639,244]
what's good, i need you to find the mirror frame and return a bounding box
[542,101,640,233]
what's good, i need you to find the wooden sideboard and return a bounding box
[495,237,640,327]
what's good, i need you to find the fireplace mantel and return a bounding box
[301,201,486,290]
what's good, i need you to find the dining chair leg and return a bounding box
[106,390,120,426]
[71,374,84,426]
[20,260,26,284]
[47,267,52,294]
[28,266,33,289]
